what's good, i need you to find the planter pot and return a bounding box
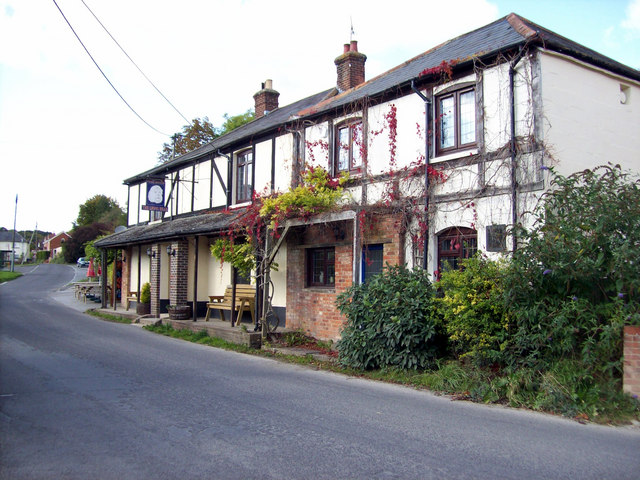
[136,303,151,315]
[167,305,191,320]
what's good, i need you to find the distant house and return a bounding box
[0,229,29,265]
[43,232,71,260]
[96,13,640,341]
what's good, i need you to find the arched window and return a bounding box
[437,227,477,273]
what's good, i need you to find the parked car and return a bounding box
[77,257,90,268]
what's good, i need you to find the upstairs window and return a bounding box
[334,120,363,174]
[436,87,476,155]
[236,149,253,203]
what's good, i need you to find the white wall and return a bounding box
[128,184,140,226]
[274,133,294,193]
[539,51,640,175]
[255,140,273,195]
[193,160,211,211]
[212,155,229,207]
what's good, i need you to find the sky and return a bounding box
[1,0,638,235]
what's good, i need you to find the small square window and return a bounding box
[486,225,507,252]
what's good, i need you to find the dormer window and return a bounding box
[436,87,476,155]
[236,149,253,203]
[334,120,363,174]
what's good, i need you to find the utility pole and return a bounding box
[11,194,17,272]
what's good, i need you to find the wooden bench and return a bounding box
[205,284,256,325]
[125,291,138,311]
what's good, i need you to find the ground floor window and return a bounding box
[361,244,383,283]
[307,247,335,287]
[437,227,477,273]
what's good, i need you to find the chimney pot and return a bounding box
[253,79,279,118]
[334,41,366,92]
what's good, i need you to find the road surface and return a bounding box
[1,264,639,479]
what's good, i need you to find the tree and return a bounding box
[76,195,126,229]
[157,111,255,164]
[62,223,110,263]
[503,165,640,376]
[218,110,254,136]
[157,117,217,164]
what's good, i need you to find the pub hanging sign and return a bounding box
[142,178,168,212]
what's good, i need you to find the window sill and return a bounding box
[305,286,336,292]
[229,201,252,209]
[432,147,478,164]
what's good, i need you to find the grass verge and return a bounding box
[142,324,640,425]
[0,271,22,282]
[87,309,133,324]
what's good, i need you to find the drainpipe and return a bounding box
[411,80,431,270]
[509,47,525,253]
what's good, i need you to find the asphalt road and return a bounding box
[1,264,639,479]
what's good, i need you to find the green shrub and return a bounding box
[336,265,442,370]
[436,255,508,366]
[140,282,151,304]
[503,165,640,377]
[36,250,50,263]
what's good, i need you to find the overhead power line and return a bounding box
[80,0,192,126]
[52,0,170,136]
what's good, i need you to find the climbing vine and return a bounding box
[210,166,347,274]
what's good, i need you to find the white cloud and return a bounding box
[0,0,501,232]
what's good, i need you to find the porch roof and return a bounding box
[94,210,241,249]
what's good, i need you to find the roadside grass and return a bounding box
[0,271,22,282]
[142,324,640,425]
[87,309,133,324]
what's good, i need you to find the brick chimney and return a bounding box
[334,40,367,92]
[253,79,280,118]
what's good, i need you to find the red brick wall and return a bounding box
[169,240,189,306]
[120,247,132,307]
[624,325,640,397]
[286,213,404,341]
[334,45,366,92]
[150,245,161,317]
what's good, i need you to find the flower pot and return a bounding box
[167,305,191,320]
[136,303,151,315]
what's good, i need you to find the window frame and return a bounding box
[306,247,336,288]
[435,86,476,156]
[437,227,477,274]
[235,149,253,204]
[334,119,363,175]
[361,244,384,284]
[486,224,507,252]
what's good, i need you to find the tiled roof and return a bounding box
[94,209,243,248]
[123,13,639,186]
[0,230,26,243]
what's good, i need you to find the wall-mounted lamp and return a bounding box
[166,245,176,256]
[332,224,346,241]
[146,248,156,258]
